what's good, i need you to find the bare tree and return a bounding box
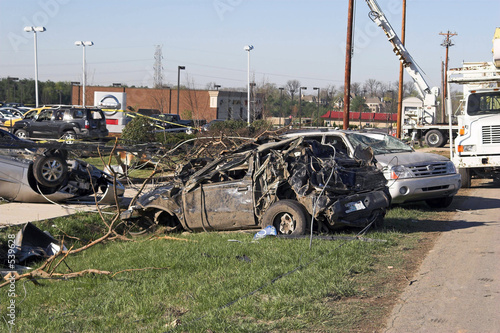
[184,76,209,126]
[363,79,381,97]
[286,80,300,100]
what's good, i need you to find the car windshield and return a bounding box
[346,132,413,155]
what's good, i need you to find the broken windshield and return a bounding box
[346,132,413,155]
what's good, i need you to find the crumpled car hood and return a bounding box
[375,151,449,166]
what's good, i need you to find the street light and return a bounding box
[279,87,284,127]
[214,84,221,90]
[75,41,94,107]
[299,87,307,127]
[24,26,46,108]
[244,45,254,125]
[313,87,320,127]
[177,66,185,115]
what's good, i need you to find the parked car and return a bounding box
[0,108,22,126]
[121,137,391,234]
[11,107,109,141]
[281,129,461,208]
[0,107,24,119]
[2,106,49,128]
[0,128,124,203]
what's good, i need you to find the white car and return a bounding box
[282,129,461,208]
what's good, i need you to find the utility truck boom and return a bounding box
[365,0,451,147]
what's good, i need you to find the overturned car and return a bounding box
[0,128,124,204]
[121,137,391,235]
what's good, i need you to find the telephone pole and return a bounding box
[440,31,457,123]
[342,0,355,129]
[396,0,406,139]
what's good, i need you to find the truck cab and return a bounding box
[452,87,500,187]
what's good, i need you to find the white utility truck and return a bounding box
[446,28,500,187]
[365,0,457,147]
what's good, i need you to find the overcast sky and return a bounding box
[1,0,498,92]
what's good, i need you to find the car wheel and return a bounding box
[425,196,454,209]
[425,130,445,147]
[459,168,471,188]
[61,130,76,143]
[262,200,307,235]
[15,129,29,139]
[33,155,68,188]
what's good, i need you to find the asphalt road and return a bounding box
[384,180,500,333]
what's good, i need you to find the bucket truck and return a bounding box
[446,28,500,187]
[365,0,456,147]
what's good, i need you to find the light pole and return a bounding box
[313,87,320,127]
[75,41,93,107]
[298,87,307,128]
[244,45,254,125]
[249,82,256,121]
[24,26,45,107]
[177,66,185,115]
[279,87,284,127]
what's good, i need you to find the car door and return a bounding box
[30,109,56,138]
[181,161,256,231]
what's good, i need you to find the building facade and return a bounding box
[71,85,262,124]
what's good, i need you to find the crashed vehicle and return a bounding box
[121,137,391,234]
[0,128,124,204]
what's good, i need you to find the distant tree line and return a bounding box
[0,78,74,106]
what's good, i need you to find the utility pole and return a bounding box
[343,0,355,129]
[396,0,406,139]
[440,31,457,123]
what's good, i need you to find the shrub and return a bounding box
[120,116,156,144]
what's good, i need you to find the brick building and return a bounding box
[71,85,262,123]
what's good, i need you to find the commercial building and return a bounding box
[71,85,262,125]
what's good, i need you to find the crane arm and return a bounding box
[365,0,433,101]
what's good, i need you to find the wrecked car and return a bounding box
[121,137,391,234]
[282,129,461,208]
[0,128,124,204]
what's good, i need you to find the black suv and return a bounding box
[12,107,109,141]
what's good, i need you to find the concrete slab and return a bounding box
[0,185,144,228]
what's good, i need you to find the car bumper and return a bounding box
[389,173,461,204]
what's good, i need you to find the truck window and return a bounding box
[467,92,500,116]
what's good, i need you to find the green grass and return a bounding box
[0,207,438,332]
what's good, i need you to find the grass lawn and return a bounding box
[0,206,444,332]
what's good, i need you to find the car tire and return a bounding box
[14,129,29,139]
[33,155,68,188]
[425,196,454,209]
[61,130,76,143]
[261,200,307,235]
[425,129,445,147]
[459,168,471,188]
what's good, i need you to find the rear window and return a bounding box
[90,110,104,120]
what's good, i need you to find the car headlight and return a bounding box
[386,165,415,180]
[446,161,457,174]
